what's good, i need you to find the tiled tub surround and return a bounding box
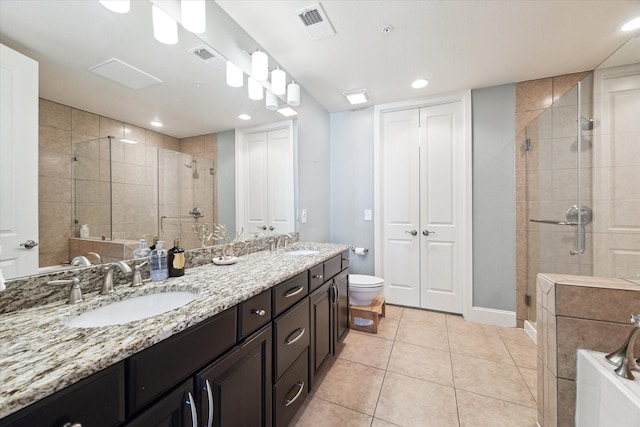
[536,273,640,427]
[0,238,343,419]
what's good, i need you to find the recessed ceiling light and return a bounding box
[411,79,429,89]
[150,121,163,127]
[277,107,298,117]
[620,16,640,32]
[120,139,138,144]
[238,114,251,120]
[342,89,369,105]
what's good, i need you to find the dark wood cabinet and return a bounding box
[238,289,272,340]
[272,271,308,316]
[195,325,272,427]
[309,281,333,388]
[335,270,350,347]
[125,380,195,427]
[0,362,125,427]
[273,349,308,427]
[273,298,310,381]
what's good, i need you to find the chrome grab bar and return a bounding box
[529,219,578,226]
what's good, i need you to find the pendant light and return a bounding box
[271,68,286,96]
[152,5,178,45]
[181,0,206,34]
[248,77,263,101]
[251,50,268,81]
[265,90,278,110]
[226,61,243,88]
[99,0,130,14]
[287,81,300,107]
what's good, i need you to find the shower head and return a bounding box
[185,159,199,178]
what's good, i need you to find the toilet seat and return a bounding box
[349,274,384,287]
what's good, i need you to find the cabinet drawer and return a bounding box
[272,271,308,316]
[341,250,350,270]
[274,298,310,380]
[0,362,124,427]
[273,348,308,427]
[308,264,324,292]
[126,307,237,416]
[324,254,342,280]
[126,379,194,427]
[238,289,272,340]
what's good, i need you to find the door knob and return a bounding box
[422,230,435,236]
[257,225,267,230]
[20,240,39,249]
[268,226,275,231]
[405,230,418,236]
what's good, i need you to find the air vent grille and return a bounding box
[298,9,323,27]
[188,46,225,70]
[295,3,336,40]
[192,48,215,61]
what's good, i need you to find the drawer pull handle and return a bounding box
[312,274,323,280]
[186,391,198,427]
[284,286,304,298]
[285,327,306,345]
[63,423,82,427]
[284,381,305,407]
[251,309,266,316]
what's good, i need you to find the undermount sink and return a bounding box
[67,291,198,328]
[285,249,320,256]
[576,350,640,427]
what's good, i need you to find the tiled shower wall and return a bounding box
[514,72,590,328]
[38,98,218,266]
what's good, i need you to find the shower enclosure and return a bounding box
[72,136,216,251]
[523,57,640,326]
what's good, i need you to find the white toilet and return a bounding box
[348,274,384,306]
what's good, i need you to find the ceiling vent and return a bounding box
[88,58,162,90]
[189,46,225,70]
[296,3,336,40]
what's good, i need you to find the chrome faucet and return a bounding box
[276,233,293,251]
[605,313,640,380]
[47,277,83,304]
[101,261,132,295]
[70,256,91,267]
[84,252,102,264]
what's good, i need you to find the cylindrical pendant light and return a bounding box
[152,5,178,45]
[287,81,300,107]
[99,0,130,13]
[248,77,263,101]
[226,61,243,88]
[271,68,286,96]
[251,50,268,81]
[265,90,278,110]
[181,0,206,34]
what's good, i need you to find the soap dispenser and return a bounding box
[80,224,90,238]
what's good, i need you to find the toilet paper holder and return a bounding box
[349,246,369,254]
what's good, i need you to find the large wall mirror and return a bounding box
[0,0,298,279]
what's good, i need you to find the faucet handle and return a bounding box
[631,314,640,326]
[47,277,83,304]
[131,261,149,287]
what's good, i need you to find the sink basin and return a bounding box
[67,291,198,328]
[576,350,640,427]
[285,249,320,256]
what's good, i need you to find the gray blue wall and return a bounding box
[471,84,516,311]
[216,129,236,237]
[329,108,375,275]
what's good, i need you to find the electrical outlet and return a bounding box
[364,209,372,221]
[301,209,307,224]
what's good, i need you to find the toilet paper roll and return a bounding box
[354,247,366,256]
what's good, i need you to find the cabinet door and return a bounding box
[196,325,272,427]
[334,270,350,347]
[309,281,333,389]
[0,363,124,427]
[126,380,196,427]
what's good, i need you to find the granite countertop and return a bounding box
[0,242,348,419]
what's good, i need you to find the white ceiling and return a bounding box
[217,0,640,112]
[1,1,639,139]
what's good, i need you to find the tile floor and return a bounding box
[291,305,538,426]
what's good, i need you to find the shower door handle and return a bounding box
[529,219,577,226]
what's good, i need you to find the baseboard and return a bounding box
[524,320,537,344]
[464,306,516,327]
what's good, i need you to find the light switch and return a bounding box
[364,209,372,221]
[301,209,307,224]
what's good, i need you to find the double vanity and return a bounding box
[0,242,350,426]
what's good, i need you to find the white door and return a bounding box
[419,103,464,313]
[0,44,39,279]
[236,122,294,236]
[379,99,467,313]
